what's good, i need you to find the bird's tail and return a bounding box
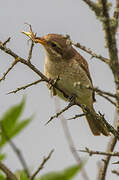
[83,107,109,136]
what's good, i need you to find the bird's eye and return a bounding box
[51,42,57,47]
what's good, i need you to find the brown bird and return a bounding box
[22,29,109,136]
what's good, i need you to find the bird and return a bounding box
[22,28,109,136]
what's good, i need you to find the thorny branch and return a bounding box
[0,122,30,178]
[82,0,102,17]
[112,170,119,176]
[0,161,18,180]
[45,101,75,125]
[97,136,117,180]
[79,147,119,157]
[82,0,119,179]
[8,79,45,94]
[112,0,119,33]
[27,41,34,63]
[54,98,89,180]
[0,60,18,82]
[30,149,54,180]
[75,83,117,106]
[72,41,109,64]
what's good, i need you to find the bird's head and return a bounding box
[22,30,75,61]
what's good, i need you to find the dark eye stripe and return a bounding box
[50,42,63,56]
[51,42,57,47]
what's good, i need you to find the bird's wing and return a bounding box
[75,52,96,102]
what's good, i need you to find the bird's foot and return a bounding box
[48,76,60,96]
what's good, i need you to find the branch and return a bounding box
[7,79,44,94]
[0,42,69,99]
[76,83,116,105]
[72,41,109,64]
[98,137,117,180]
[67,113,86,120]
[79,147,119,157]
[54,98,89,180]
[3,37,11,46]
[0,161,18,180]
[82,0,102,16]
[30,149,54,180]
[0,60,18,82]
[97,93,116,106]
[113,0,119,33]
[112,170,119,176]
[45,101,75,125]
[0,123,30,177]
[27,41,34,63]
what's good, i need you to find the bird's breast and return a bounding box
[44,56,93,107]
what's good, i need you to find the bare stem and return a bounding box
[72,41,109,64]
[113,0,119,33]
[97,136,117,180]
[112,170,119,176]
[30,149,54,180]
[27,41,34,63]
[0,123,30,177]
[0,60,18,82]
[54,98,89,180]
[7,79,44,94]
[45,101,75,125]
[79,147,119,157]
[0,161,18,180]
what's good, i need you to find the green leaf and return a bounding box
[0,117,32,147]
[16,170,28,180]
[37,161,85,180]
[0,97,25,133]
[0,97,33,148]
[0,153,6,161]
[0,174,5,180]
[36,172,66,180]
[10,117,33,138]
[63,164,84,179]
[0,171,6,180]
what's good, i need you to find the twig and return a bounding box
[77,83,116,105]
[0,43,69,99]
[100,0,119,90]
[72,41,109,64]
[113,0,119,33]
[0,161,18,180]
[98,137,117,180]
[112,170,119,176]
[54,98,89,180]
[27,41,34,63]
[0,123,30,177]
[45,101,75,125]
[7,79,44,94]
[82,0,102,16]
[0,60,18,82]
[96,2,119,179]
[3,37,11,46]
[30,149,54,180]
[99,112,119,140]
[79,147,119,157]
[97,92,116,106]
[83,85,117,99]
[67,113,86,120]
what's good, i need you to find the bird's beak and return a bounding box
[22,31,46,45]
[33,37,46,45]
